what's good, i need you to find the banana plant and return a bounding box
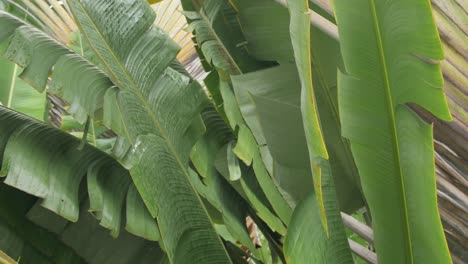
[183,0,360,262]
[0,0,455,263]
[0,3,231,263]
[0,1,278,263]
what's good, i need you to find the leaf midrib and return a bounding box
[6,64,18,108]
[69,1,188,176]
[369,0,413,261]
[68,1,230,262]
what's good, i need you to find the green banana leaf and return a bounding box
[0,7,249,258]
[230,62,360,213]
[334,0,452,263]
[0,58,46,120]
[219,0,363,208]
[231,65,314,206]
[191,106,286,234]
[189,107,260,258]
[284,192,352,264]
[288,0,329,233]
[181,0,263,75]
[0,106,167,263]
[63,0,231,262]
[0,106,158,240]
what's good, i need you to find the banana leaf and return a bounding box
[334,0,452,262]
[0,106,158,241]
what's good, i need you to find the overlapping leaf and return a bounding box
[65,0,230,262]
[0,106,158,242]
[0,185,85,264]
[183,0,294,229]
[284,192,352,264]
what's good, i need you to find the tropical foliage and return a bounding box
[0,0,458,263]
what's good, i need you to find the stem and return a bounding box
[7,64,18,108]
[79,116,91,150]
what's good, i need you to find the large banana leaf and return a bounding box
[62,0,230,262]
[0,2,231,262]
[230,56,355,264]
[334,0,452,263]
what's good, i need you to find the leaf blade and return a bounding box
[334,0,452,262]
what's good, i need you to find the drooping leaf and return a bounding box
[183,1,292,236]
[183,0,293,232]
[284,191,352,264]
[2,25,70,93]
[66,0,231,262]
[288,0,331,234]
[334,0,452,262]
[87,157,132,237]
[125,183,161,242]
[0,106,158,242]
[231,64,312,207]
[216,141,288,234]
[190,106,283,258]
